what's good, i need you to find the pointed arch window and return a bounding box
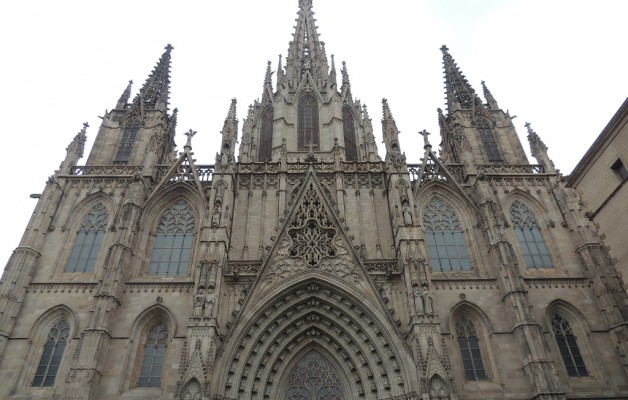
[476,118,502,163]
[137,321,168,387]
[259,106,274,161]
[66,203,108,273]
[32,319,69,387]
[114,118,141,164]
[342,106,357,161]
[298,94,319,151]
[148,200,195,275]
[423,196,471,272]
[510,201,553,269]
[285,351,344,400]
[455,315,487,381]
[552,314,588,377]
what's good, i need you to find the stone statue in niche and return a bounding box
[205,288,217,319]
[401,195,413,225]
[412,285,424,316]
[211,205,221,227]
[422,283,434,316]
[193,289,205,318]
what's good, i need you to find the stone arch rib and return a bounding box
[219,281,412,399]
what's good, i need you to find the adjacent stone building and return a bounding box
[1,1,627,399]
[567,97,628,286]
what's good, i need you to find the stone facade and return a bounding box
[1,1,627,399]
[567,98,628,287]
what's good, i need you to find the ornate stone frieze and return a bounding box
[123,282,194,293]
[477,164,544,175]
[224,261,261,276]
[431,279,499,291]
[27,282,98,293]
[364,260,400,275]
[524,277,589,289]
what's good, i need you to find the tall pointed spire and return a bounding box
[264,61,272,86]
[341,61,350,87]
[525,122,555,172]
[116,80,133,109]
[218,98,238,169]
[441,45,475,112]
[481,80,499,109]
[382,98,404,167]
[132,44,173,112]
[59,122,88,173]
[285,0,329,86]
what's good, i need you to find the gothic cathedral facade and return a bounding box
[1,1,627,399]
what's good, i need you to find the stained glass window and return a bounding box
[423,196,471,272]
[476,118,502,163]
[342,106,357,161]
[455,315,487,381]
[285,351,343,400]
[114,118,141,164]
[148,200,195,275]
[298,94,319,151]
[511,201,553,269]
[32,319,69,387]
[259,106,274,161]
[552,314,588,377]
[66,203,108,273]
[137,321,168,387]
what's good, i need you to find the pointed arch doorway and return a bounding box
[283,350,346,400]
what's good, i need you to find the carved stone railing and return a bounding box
[224,261,262,277]
[364,260,399,275]
[154,165,214,182]
[407,163,465,185]
[71,165,143,176]
[477,164,544,175]
[237,162,280,173]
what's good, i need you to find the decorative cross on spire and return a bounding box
[440,45,449,53]
[165,43,174,52]
[184,129,197,149]
[419,129,431,148]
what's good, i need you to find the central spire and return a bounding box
[285,0,329,85]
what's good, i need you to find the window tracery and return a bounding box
[66,203,108,273]
[455,315,487,381]
[181,378,202,400]
[285,351,343,400]
[342,106,357,161]
[148,200,195,275]
[298,94,319,150]
[476,118,502,163]
[551,314,587,377]
[137,321,168,387]
[114,118,141,164]
[32,319,69,387]
[510,201,552,269]
[259,106,274,161]
[423,196,471,272]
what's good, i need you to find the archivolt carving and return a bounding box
[220,282,411,399]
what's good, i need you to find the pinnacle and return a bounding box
[441,45,475,111]
[382,98,395,122]
[134,45,173,112]
[226,98,237,123]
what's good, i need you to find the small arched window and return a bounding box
[137,320,168,387]
[285,351,343,399]
[476,118,502,163]
[510,200,553,269]
[114,118,141,164]
[148,200,195,275]
[551,314,588,377]
[32,319,70,387]
[259,106,274,161]
[298,94,319,151]
[455,315,487,381]
[66,203,108,273]
[342,106,357,161]
[423,196,471,272]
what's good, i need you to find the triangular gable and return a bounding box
[227,173,397,330]
[413,147,476,210]
[147,149,205,203]
[291,70,323,104]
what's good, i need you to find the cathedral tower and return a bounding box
[1,1,627,399]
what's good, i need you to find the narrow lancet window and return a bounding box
[342,106,357,161]
[137,321,168,387]
[511,201,553,269]
[423,196,471,272]
[455,315,487,381]
[114,118,141,164]
[66,203,108,273]
[551,314,588,377]
[32,319,69,387]
[259,106,274,161]
[148,200,195,275]
[298,94,319,150]
[476,118,502,163]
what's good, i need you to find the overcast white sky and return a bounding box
[0,0,626,265]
